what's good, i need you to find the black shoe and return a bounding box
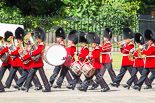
[66,84,73,89]
[122,84,130,89]
[101,87,110,92]
[89,84,99,90]
[78,87,87,92]
[25,88,29,92]
[3,84,9,89]
[133,85,141,91]
[21,87,26,91]
[13,85,20,90]
[53,85,61,88]
[49,82,53,87]
[110,82,120,88]
[42,89,51,92]
[0,88,5,92]
[144,85,152,89]
[34,86,42,90]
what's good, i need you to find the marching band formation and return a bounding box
[0,26,155,93]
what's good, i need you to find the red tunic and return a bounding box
[90,46,101,69]
[133,49,144,67]
[63,44,76,66]
[10,47,22,67]
[99,41,112,63]
[22,50,32,69]
[142,44,155,68]
[31,42,45,68]
[78,46,89,64]
[121,42,134,66]
[0,46,12,66]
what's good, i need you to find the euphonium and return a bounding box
[137,45,146,58]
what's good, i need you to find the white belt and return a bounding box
[135,57,143,59]
[146,55,155,57]
[122,54,129,56]
[102,52,111,54]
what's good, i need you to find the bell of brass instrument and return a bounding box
[7,36,16,51]
[128,52,134,61]
[24,33,38,51]
[138,48,146,58]
[17,42,27,57]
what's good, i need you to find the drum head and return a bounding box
[45,44,67,66]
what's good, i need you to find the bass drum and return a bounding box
[43,44,67,66]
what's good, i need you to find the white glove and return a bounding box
[139,45,143,49]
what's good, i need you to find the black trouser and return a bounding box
[148,74,154,84]
[17,69,42,88]
[49,66,72,85]
[0,80,4,90]
[5,66,23,88]
[136,68,155,87]
[0,64,19,82]
[114,66,138,84]
[55,66,70,86]
[100,63,116,82]
[68,68,82,84]
[127,66,151,86]
[25,67,50,90]
[84,69,108,89]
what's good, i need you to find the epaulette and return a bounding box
[150,44,155,47]
[95,46,100,50]
[83,46,88,50]
[106,41,111,44]
[128,42,134,46]
[39,42,44,46]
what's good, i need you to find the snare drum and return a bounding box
[70,60,82,76]
[81,62,96,78]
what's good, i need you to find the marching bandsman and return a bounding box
[100,28,116,81]
[24,27,51,92]
[49,27,73,87]
[90,28,116,90]
[78,32,110,92]
[110,28,138,87]
[52,30,78,88]
[66,32,89,90]
[123,33,151,89]
[4,28,24,88]
[133,29,155,91]
[13,32,42,90]
[0,32,18,82]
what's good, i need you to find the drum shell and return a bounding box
[70,60,82,76]
[81,62,96,78]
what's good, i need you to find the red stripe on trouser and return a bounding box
[140,67,150,85]
[67,73,71,81]
[97,70,106,88]
[130,66,138,82]
[0,81,3,88]
[34,76,41,87]
[40,68,49,89]
[108,63,115,79]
